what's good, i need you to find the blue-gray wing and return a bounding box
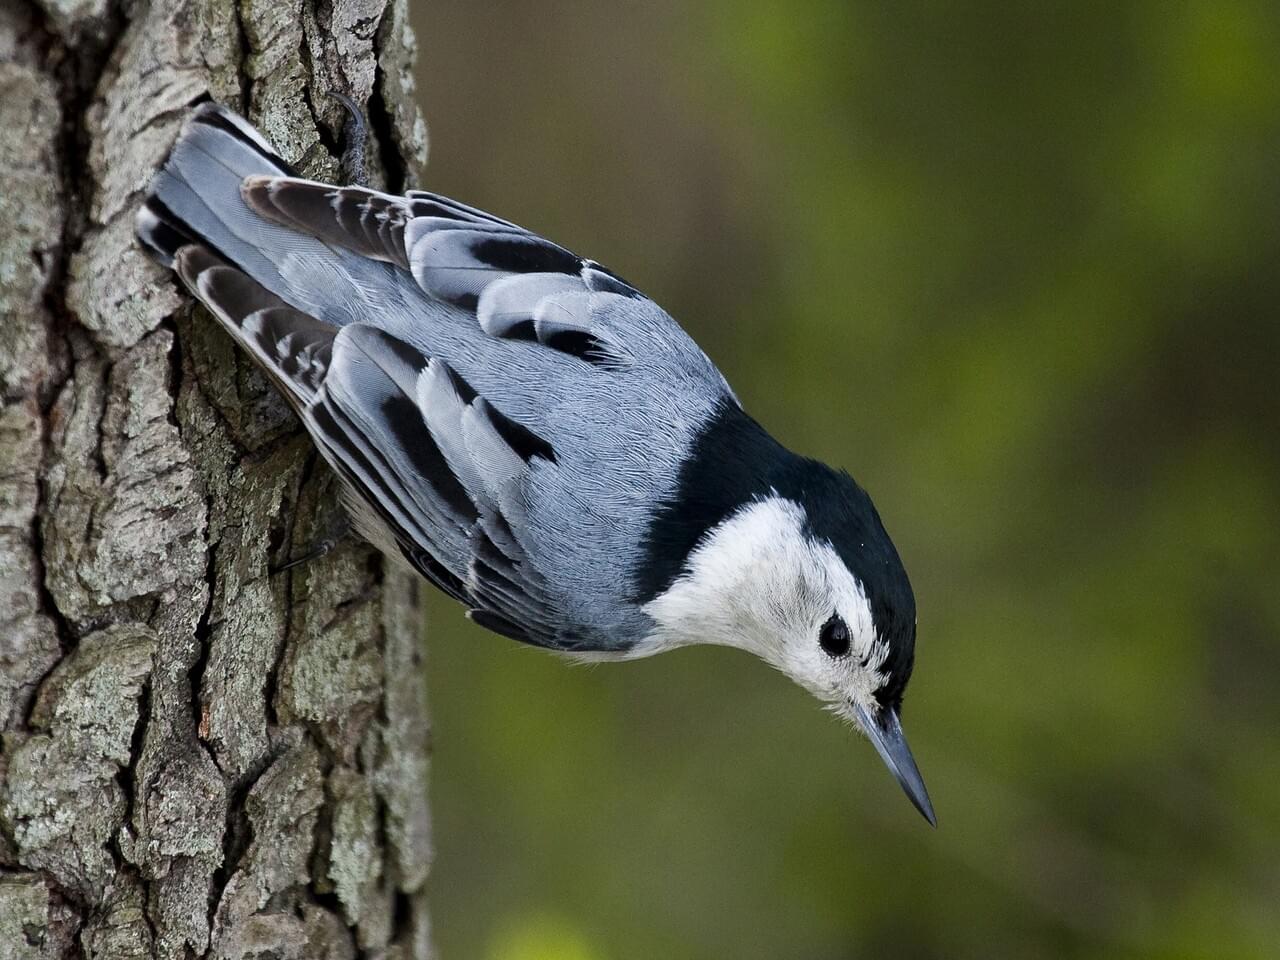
[164,245,573,646]
[237,175,737,644]
[137,103,735,651]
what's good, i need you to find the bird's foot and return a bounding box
[273,511,352,573]
[329,91,369,186]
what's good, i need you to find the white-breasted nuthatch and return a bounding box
[136,102,934,825]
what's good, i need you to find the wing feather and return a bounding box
[303,326,574,649]
[241,177,640,367]
[160,240,570,645]
[137,103,737,655]
[172,244,336,407]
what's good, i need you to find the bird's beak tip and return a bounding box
[852,702,936,827]
[902,775,937,828]
[915,793,938,829]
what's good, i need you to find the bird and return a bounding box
[136,100,935,826]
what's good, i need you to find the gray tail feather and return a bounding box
[135,102,293,270]
[135,104,342,409]
[135,101,392,329]
[135,195,199,269]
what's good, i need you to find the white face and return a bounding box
[642,496,893,722]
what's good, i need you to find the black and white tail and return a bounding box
[136,102,342,409]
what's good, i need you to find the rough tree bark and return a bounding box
[0,1,434,957]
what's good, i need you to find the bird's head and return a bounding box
[644,471,933,825]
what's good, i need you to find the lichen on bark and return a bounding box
[0,1,433,957]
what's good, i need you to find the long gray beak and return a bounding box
[853,703,936,827]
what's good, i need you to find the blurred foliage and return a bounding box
[416,2,1280,958]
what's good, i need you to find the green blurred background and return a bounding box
[412,3,1280,958]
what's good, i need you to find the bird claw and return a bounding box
[328,90,368,186]
[273,512,352,573]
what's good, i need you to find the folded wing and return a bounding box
[137,101,733,653]
[153,203,576,649]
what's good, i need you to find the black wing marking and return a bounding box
[242,177,414,270]
[304,327,576,650]
[171,244,336,406]
[154,234,570,646]
[153,244,475,610]
[137,105,594,649]
[465,515,560,645]
[242,178,637,368]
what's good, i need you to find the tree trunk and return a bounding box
[0,1,433,957]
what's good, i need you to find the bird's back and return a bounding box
[137,102,734,652]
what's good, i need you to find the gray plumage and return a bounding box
[138,102,731,652]
[138,102,936,824]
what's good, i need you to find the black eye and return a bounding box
[819,614,850,657]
